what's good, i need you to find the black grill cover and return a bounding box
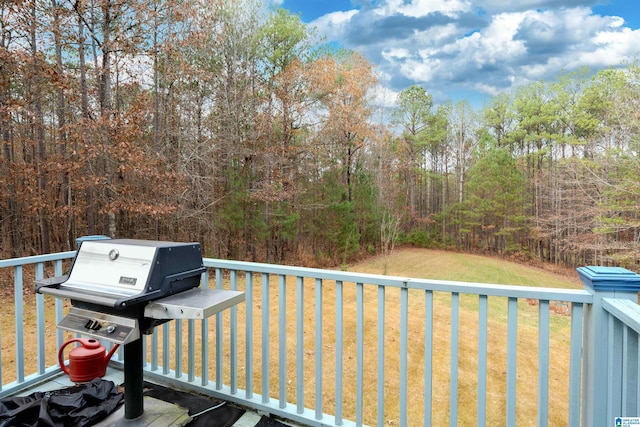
[0,378,123,427]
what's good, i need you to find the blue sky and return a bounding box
[272,0,640,109]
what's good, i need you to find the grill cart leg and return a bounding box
[124,339,144,420]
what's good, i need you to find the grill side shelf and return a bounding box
[144,288,245,320]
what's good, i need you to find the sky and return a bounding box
[271,0,640,110]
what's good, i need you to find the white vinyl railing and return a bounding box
[2,250,640,426]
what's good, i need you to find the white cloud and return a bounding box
[395,0,471,17]
[371,84,399,109]
[473,82,504,97]
[309,10,358,37]
[414,23,459,45]
[306,0,640,105]
[382,48,411,61]
[400,59,437,83]
[575,27,640,68]
[475,0,594,14]
[473,12,527,63]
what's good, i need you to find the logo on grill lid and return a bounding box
[119,276,137,286]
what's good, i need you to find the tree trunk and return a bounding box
[52,0,73,249]
[76,1,96,235]
[0,36,19,256]
[100,0,116,237]
[31,0,50,254]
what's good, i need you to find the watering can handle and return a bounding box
[58,338,85,375]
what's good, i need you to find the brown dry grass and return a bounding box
[2,249,581,426]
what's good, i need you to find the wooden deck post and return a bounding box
[578,266,640,427]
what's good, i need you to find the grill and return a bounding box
[36,238,245,420]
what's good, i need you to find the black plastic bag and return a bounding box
[0,378,123,427]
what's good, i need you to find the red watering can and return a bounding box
[58,338,119,383]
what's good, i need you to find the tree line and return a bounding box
[1,0,639,269]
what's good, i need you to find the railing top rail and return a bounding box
[0,251,76,268]
[409,278,593,302]
[602,297,640,335]
[203,258,593,303]
[0,253,591,303]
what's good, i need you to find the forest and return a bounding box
[1,0,639,268]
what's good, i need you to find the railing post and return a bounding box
[578,266,640,427]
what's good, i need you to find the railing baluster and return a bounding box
[162,322,170,375]
[175,319,182,378]
[609,314,624,417]
[538,300,550,427]
[14,265,24,383]
[278,274,287,408]
[622,325,638,415]
[400,286,408,427]
[296,276,305,414]
[356,282,364,427]
[0,301,2,388]
[607,314,615,417]
[261,272,270,404]
[425,290,433,427]
[216,268,223,390]
[142,335,147,368]
[315,278,323,421]
[377,285,385,427]
[0,311,2,390]
[117,338,125,362]
[201,269,209,386]
[54,260,64,349]
[568,302,583,426]
[637,337,640,415]
[245,272,254,399]
[35,263,45,375]
[230,270,238,395]
[335,280,343,424]
[151,328,158,371]
[478,294,488,427]
[450,292,459,427]
[188,319,195,382]
[506,297,518,425]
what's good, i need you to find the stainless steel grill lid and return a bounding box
[36,239,205,309]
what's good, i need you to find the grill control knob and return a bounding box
[106,325,116,334]
[85,319,101,330]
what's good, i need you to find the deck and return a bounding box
[15,367,290,427]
